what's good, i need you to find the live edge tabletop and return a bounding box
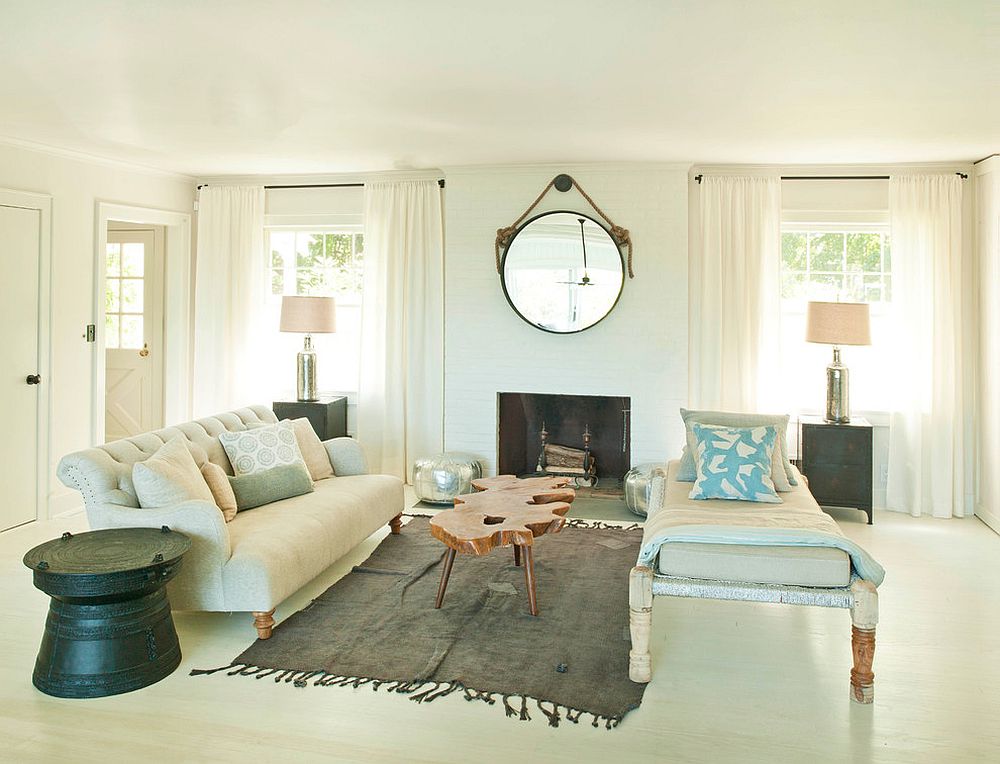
[429,475,574,616]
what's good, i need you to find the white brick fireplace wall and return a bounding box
[442,163,690,475]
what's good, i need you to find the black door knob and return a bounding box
[26,374,41,385]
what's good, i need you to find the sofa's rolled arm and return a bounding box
[87,499,232,611]
[324,437,369,476]
[89,499,231,561]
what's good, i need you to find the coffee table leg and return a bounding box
[514,544,521,567]
[435,548,457,609]
[522,545,538,616]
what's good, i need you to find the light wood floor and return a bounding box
[2,496,998,763]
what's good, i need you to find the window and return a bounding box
[262,228,364,395]
[778,223,893,415]
[268,230,364,300]
[781,228,890,303]
[105,241,144,349]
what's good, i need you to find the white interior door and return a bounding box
[104,226,164,441]
[1,203,41,531]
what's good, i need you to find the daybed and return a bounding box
[628,459,883,704]
[57,406,404,639]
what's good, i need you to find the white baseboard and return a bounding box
[976,505,1000,536]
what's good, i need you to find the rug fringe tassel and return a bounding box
[192,667,631,730]
[188,663,239,677]
[537,699,561,727]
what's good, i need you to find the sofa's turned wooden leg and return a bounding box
[629,565,654,683]
[389,513,403,535]
[849,579,878,704]
[253,609,276,640]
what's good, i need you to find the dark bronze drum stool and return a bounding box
[23,527,191,698]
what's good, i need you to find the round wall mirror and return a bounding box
[500,211,625,333]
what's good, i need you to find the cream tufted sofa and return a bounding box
[57,406,405,639]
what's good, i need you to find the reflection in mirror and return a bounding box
[501,211,624,333]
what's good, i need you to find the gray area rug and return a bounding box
[193,516,646,728]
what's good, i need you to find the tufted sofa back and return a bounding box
[57,406,278,511]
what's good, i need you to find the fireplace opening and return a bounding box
[498,392,631,489]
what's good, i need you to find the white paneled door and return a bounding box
[104,227,164,441]
[1,202,42,530]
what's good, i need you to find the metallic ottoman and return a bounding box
[623,462,668,518]
[412,453,485,505]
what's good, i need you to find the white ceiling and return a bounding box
[1,1,996,176]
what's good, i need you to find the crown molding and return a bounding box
[442,161,692,176]
[196,168,444,187]
[691,161,975,178]
[0,135,196,183]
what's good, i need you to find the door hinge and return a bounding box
[85,324,96,342]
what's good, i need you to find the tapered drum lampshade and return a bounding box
[279,296,336,402]
[805,301,871,423]
[279,296,337,334]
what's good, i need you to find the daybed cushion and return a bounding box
[657,542,851,587]
[221,474,403,610]
[655,460,851,588]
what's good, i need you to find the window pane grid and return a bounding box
[782,228,889,304]
[267,228,364,302]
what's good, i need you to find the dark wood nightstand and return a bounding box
[273,396,348,440]
[798,415,874,525]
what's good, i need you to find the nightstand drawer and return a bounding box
[803,464,872,508]
[801,425,872,466]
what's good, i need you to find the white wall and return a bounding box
[0,141,195,515]
[442,164,689,475]
[976,156,1000,534]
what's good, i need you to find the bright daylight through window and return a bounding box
[779,225,893,415]
[263,229,364,394]
[105,242,145,349]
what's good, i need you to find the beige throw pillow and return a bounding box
[218,421,309,477]
[287,418,335,480]
[201,462,238,522]
[133,437,215,509]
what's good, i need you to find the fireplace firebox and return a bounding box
[497,392,630,483]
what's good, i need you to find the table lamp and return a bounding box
[805,301,871,423]
[279,296,336,401]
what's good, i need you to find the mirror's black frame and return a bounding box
[499,209,626,335]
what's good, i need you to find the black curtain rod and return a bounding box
[196,180,445,190]
[694,173,967,183]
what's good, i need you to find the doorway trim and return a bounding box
[1,188,52,523]
[94,202,192,446]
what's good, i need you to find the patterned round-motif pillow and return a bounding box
[234,454,257,474]
[219,421,307,476]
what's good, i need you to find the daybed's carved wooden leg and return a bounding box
[629,565,654,683]
[253,609,275,640]
[389,513,403,535]
[849,579,878,704]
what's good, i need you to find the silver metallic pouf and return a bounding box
[624,463,668,518]
[412,453,485,505]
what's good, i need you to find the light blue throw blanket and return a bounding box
[638,497,886,587]
[639,523,885,586]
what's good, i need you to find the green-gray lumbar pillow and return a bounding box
[228,462,314,512]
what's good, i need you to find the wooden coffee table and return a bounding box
[429,475,574,616]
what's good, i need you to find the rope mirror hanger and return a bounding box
[494,174,635,278]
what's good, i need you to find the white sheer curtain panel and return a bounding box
[192,185,267,417]
[358,180,444,480]
[886,174,970,517]
[690,176,782,412]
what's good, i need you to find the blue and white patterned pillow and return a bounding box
[688,423,782,504]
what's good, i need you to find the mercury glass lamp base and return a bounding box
[296,334,318,402]
[824,347,850,423]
